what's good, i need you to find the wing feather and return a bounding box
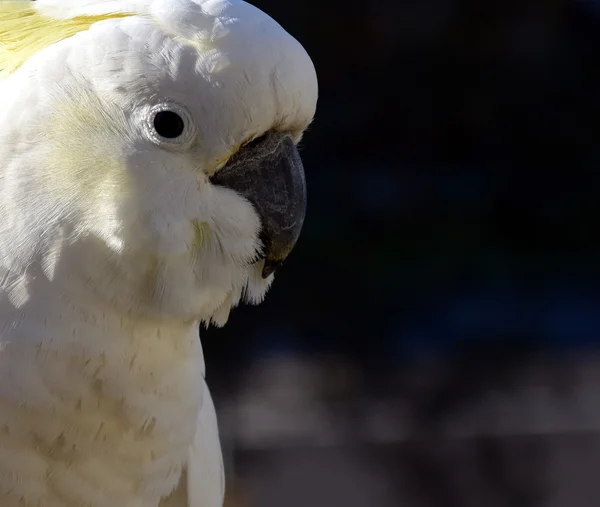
[160,380,225,507]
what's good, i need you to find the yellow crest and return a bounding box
[0,1,133,78]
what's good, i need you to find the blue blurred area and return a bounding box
[398,284,600,358]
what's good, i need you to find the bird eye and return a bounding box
[143,101,195,148]
[153,110,185,139]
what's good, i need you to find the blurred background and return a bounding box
[202,1,600,505]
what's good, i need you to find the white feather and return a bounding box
[187,381,226,507]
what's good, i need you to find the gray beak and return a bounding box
[210,133,307,278]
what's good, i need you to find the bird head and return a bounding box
[0,0,317,325]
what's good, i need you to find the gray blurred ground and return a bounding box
[216,354,600,507]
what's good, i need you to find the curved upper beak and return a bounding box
[210,133,307,278]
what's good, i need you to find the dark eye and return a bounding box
[153,110,185,139]
[143,101,195,148]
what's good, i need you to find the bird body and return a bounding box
[0,0,317,505]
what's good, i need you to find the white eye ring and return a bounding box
[142,101,196,149]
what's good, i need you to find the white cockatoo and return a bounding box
[0,0,317,505]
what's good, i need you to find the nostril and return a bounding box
[210,132,271,186]
[245,133,269,151]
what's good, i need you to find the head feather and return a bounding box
[0,1,132,77]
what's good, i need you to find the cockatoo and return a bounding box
[0,0,317,506]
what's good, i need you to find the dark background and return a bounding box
[202,1,600,506]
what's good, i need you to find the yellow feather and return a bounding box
[191,219,209,250]
[0,1,133,78]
